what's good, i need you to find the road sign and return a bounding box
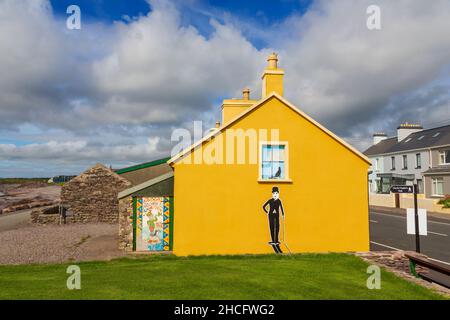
[390,185,414,194]
[407,208,427,236]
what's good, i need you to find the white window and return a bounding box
[374,158,380,171]
[416,153,421,168]
[432,177,444,196]
[259,142,289,181]
[439,150,450,165]
[402,155,408,169]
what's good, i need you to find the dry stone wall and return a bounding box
[118,196,133,251]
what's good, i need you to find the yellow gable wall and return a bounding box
[172,96,369,256]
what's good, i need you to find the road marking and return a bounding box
[370,241,450,265]
[428,231,448,237]
[371,211,450,226]
[370,220,378,223]
[370,241,401,251]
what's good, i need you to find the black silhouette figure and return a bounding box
[262,186,285,254]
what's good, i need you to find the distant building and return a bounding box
[364,123,450,198]
[48,175,76,184]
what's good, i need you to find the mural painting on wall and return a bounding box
[136,197,170,251]
[262,186,285,254]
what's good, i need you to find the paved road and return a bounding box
[370,209,450,265]
[0,209,32,232]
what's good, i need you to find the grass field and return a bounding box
[0,178,49,184]
[0,254,445,300]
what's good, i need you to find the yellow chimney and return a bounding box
[221,88,257,124]
[261,53,284,97]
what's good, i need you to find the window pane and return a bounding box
[262,145,272,162]
[261,162,272,179]
[437,180,444,195]
[272,145,285,161]
[434,178,444,195]
[446,151,450,164]
[271,161,285,179]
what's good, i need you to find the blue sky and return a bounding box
[50,0,313,48]
[50,0,312,24]
[1,0,450,177]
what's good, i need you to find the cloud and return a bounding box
[0,138,160,162]
[1,0,450,176]
[279,0,450,139]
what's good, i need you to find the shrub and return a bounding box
[437,195,450,208]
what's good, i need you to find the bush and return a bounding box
[437,195,450,208]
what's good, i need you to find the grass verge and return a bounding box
[0,253,446,300]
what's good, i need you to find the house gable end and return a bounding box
[169,93,370,166]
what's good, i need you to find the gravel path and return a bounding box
[0,223,125,265]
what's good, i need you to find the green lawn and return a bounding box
[0,178,49,184]
[0,254,445,300]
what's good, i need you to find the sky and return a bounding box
[0,0,450,177]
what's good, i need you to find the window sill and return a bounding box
[258,179,293,184]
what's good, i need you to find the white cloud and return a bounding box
[0,138,160,162]
[280,0,450,137]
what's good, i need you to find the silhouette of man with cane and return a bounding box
[262,186,285,254]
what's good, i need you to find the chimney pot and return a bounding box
[215,121,220,128]
[267,52,278,69]
[242,88,250,100]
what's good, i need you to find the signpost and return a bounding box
[390,184,420,253]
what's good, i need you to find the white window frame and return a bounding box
[432,177,444,196]
[258,141,291,182]
[402,155,408,169]
[391,156,395,170]
[374,158,380,171]
[439,150,450,165]
[415,153,421,169]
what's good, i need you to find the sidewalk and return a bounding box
[370,206,450,223]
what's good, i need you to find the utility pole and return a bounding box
[413,183,420,253]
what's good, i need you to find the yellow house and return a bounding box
[118,53,371,256]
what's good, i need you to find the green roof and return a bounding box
[114,157,170,174]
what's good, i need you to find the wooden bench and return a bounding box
[405,253,450,289]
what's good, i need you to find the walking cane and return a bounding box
[282,215,292,254]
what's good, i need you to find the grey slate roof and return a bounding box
[363,137,398,156]
[363,124,450,156]
[423,165,450,175]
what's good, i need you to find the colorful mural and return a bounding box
[135,197,171,251]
